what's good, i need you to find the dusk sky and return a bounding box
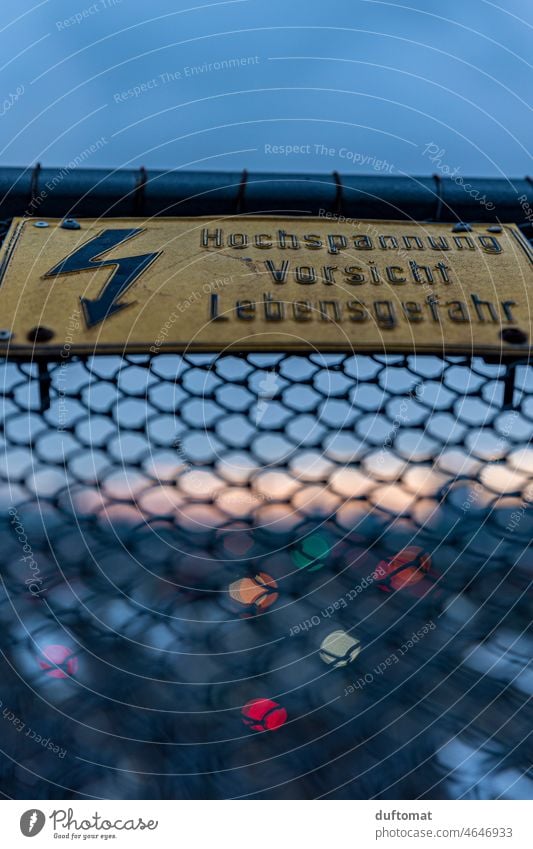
[1,0,531,176]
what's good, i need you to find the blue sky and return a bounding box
[0,0,531,176]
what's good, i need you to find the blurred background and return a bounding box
[0,0,532,803]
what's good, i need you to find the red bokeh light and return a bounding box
[241,698,287,731]
[376,546,432,593]
[38,644,78,678]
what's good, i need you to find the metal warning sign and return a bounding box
[0,216,531,356]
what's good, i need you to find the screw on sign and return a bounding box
[241,698,288,732]
[38,644,78,678]
[228,572,278,612]
[319,630,362,668]
[376,546,432,593]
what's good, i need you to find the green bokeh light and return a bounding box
[292,532,331,571]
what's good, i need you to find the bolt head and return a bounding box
[27,326,54,343]
[61,219,81,230]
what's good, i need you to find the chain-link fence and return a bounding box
[0,207,532,800]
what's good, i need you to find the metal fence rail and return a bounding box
[0,166,532,222]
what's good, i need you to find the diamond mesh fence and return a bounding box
[0,215,532,800]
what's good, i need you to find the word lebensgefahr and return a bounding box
[209,292,517,328]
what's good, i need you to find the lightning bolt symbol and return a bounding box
[45,228,161,329]
[28,811,38,833]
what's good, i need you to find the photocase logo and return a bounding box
[20,809,46,837]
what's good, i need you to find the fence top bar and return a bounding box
[0,166,531,222]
